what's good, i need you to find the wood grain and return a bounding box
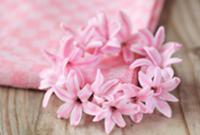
[160,0,200,135]
[0,0,200,135]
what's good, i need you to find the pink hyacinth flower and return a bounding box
[39,48,66,108]
[40,35,99,108]
[93,92,139,134]
[113,11,137,64]
[60,21,95,51]
[39,35,81,88]
[131,26,166,55]
[61,35,98,80]
[39,11,182,134]
[130,42,182,80]
[130,26,182,76]
[39,67,65,108]
[90,69,120,104]
[83,12,122,55]
[61,33,101,87]
[138,68,180,117]
[56,70,100,126]
[121,83,153,123]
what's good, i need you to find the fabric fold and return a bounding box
[0,0,164,89]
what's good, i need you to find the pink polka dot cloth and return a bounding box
[0,0,164,89]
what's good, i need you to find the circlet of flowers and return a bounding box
[39,11,182,134]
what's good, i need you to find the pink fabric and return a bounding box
[0,0,164,89]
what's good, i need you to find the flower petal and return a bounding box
[101,38,121,55]
[160,92,179,102]
[78,84,92,102]
[145,66,156,78]
[153,68,162,85]
[161,67,174,81]
[93,110,107,122]
[130,113,143,123]
[87,39,103,48]
[73,67,85,87]
[118,11,132,38]
[83,102,101,115]
[155,99,172,118]
[164,57,182,67]
[56,101,74,119]
[118,102,139,115]
[144,47,161,66]
[162,42,182,59]
[129,58,152,69]
[161,77,181,92]
[94,12,109,37]
[74,54,99,66]
[100,79,119,95]
[112,111,126,127]
[138,87,153,102]
[66,70,79,97]
[145,97,156,113]
[138,29,153,46]
[59,35,74,58]
[130,44,146,55]
[70,104,83,126]
[109,21,121,37]
[105,116,115,134]
[93,95,105,104]
[154,26,165,48]
[70,47,84,62]
[42,89,54,108]
[73,72,81,94]
[138,102,148,113]
[121,83,138,97]
[138,71,152,88]
[91,69,104,92]
[54,88,71,102]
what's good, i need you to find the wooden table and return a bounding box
[0,0,200,135]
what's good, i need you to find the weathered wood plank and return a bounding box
[0,87,188,135]
[160,0,200,135]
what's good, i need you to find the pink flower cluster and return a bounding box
[39,12,182,134]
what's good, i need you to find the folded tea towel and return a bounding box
[0,0,164,89]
